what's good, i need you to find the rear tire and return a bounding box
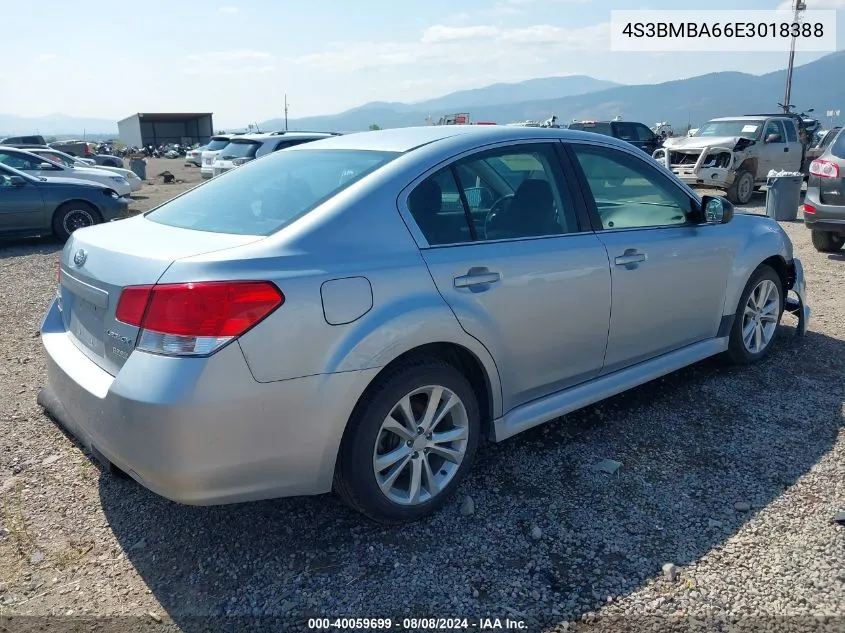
[727,169,755,205]
[334,358,480,524]
[811,230,845,253]
[52,202,102,242]
[726,265,783,365]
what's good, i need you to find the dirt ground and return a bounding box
[126,158,206,214]
[0,164,843,632]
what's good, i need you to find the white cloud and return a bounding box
[294,22,608,75]
[183,64,275,76]
[218,5,238,13]
[421,25,500,42]
[38,53,57,61]
[188,50,271,62]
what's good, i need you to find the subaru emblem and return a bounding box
[73,249,87,267]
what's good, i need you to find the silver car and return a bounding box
[39,126,809,523]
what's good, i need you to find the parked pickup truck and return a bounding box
[653,114,807,205]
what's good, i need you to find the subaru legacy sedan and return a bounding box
[38,126,809,523]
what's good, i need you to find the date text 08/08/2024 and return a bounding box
[307,617,528,630]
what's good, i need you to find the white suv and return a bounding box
[200,135,233,179]
[211,131,337,177]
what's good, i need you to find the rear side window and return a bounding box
[820,128,841,149]
[407,144,579,245]
[830,128,845,159]
[205,137,230,151]
[146,149,399,236]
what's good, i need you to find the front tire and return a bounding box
[727,169,755,205]
[334,358,480,524]
[811,230,845,253]
[726,265,783,365]
[52,202,101,242]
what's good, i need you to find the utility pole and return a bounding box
[284,94,289,131]
[782,0,807,113]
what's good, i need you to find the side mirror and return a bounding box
[39,162,58,169]
[765,134,781,143]
[701,195,734,224]
[9,175,26,187]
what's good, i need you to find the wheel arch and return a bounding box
[347,341,499,443]
[724,250,790,321]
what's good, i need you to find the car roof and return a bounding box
[287,125,626,153]
[228,131,336,142]
[709,116,770,122]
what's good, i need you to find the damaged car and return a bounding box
[653,115,804,205]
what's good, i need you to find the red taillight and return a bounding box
[809,159,840,179]
[803,203,817,215]
[116,281,283,337]
[115,285,153,325]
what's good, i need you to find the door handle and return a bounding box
[614,252,646,266]
[454,268,501,288]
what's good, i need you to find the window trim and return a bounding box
[397,138,590,249]
[562,139,706,234]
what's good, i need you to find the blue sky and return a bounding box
[4,0,844,127]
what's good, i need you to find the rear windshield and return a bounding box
[569,122,613,136]
[205,137,230,151]
[219,140,260,160]
[146,149,400,236]
[830,128,845,159]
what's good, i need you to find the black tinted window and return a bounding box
[147,149,398,236]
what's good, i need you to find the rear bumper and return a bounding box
[39,298,377,505]
[200,165,214,178]
[802,191,845,233]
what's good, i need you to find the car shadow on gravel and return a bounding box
[92,323,844,633]
[0,238,60,260]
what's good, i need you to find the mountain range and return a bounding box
[264,51,844,131]
[2,51,842,138]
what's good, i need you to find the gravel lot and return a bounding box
[0,160,843,632]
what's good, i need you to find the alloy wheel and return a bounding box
[372,385,469,506]
[742,279,780,354]
[62,209,95,235]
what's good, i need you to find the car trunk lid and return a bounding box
[59,215,263,375]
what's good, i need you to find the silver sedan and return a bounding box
[39,125,809,523]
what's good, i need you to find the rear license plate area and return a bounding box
[67,293,105,355]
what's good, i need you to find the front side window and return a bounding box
[147,149,398,236]
[33,151,71,167]
[0,151,61,171]
[407,144,580,245]
[571,143,692,230]
[784,120,798,143]
[764,120,786,143]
